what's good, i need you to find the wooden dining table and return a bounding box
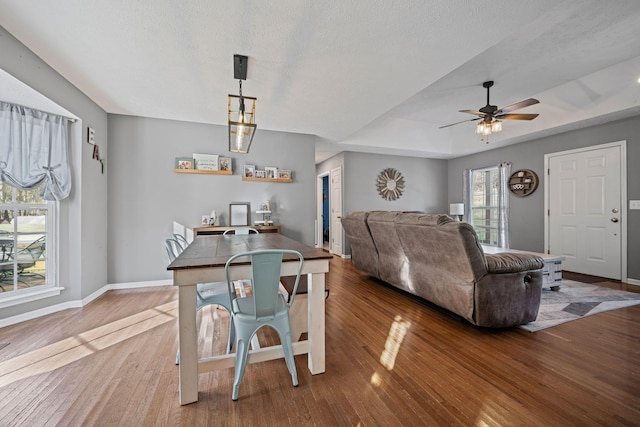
[167,233,333,405]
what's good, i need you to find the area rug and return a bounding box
[519,280,640,332]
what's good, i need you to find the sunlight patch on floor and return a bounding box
[371,315,411,386]
[0,300,177,388]
[380,315,411,370]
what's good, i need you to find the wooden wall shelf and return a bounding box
[174,169,233,175]
[242,177,292,183]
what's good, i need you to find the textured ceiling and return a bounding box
[1,0,640,162]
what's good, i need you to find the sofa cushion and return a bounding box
[485,252,544,274]
[367,211,408,286]
[393,213,484,321]
[340,211,379,277]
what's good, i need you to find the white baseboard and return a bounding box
[0,299,80,329]
[0,279,173,329]
[626,277,640,286]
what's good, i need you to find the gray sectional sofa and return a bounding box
[341,211,544,327]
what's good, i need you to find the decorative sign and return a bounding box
[508,169,538,197]
[193,153,219,170]
[377,168,405,201]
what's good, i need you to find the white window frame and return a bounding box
[0,186,61,308]
[469,166,500,246]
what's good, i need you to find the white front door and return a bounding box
[330,167,343,256]
[547,144,623,279]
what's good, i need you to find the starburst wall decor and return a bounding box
[376,168,405,201]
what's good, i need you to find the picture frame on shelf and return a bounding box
[255,170,266,178]
[175,157,194,170]
[278,170,291,180]
[243,164,255,177]
[201,215,211,226]
[219,157,232,172]
[229,202,250,226]
[265,166,278,179]
[193,153,219,171]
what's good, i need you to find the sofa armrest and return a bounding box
[485,252,544,274]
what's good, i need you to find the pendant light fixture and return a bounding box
[228,54,257,154]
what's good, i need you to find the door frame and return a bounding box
[329,166,344,256]
[543,140,627,282]
[316,172,330,249]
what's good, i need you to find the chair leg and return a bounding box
[227,321,236,353]
[275,318,298,387]
[232,332,252,401]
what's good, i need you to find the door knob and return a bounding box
[611,217,619,223]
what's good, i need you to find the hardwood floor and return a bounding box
[1,258,639,426]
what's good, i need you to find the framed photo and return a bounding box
[243,164,255,178]
[175,157,194,169]
[265,167,278,179]
[201,215,211,226]
[255,170,266,178]
[193,153,219,171]
[229,202,250,226]
[279,170,291,180]
[219,157,232,172]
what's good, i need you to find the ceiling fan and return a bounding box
[440,81,539,138]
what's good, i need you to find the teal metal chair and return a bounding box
[225,249,304,401]
[165,238,235,364]
[172,233,189,249]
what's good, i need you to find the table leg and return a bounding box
[178,283,198,405]
[307,272,325,374]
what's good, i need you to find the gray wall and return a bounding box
[107,115,316,283]
[0,25,108,320]
[448,115,640,280]
[317,151,448,254]
[342,152,448,214]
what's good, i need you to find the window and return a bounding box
[465,162,511,248]
[0,181,54,295]
[470,167,500,245]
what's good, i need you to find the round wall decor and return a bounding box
[508,169,538,197]
[377,168,405,201]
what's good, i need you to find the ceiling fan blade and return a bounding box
[439,117,481,129]
[459,109,485,116]
[497,98,539,114]
[496,113,539,120]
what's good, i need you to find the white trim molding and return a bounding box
[0,286,65,310]
[0,280,172,328]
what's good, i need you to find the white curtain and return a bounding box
[497,161,511,248]
[462,168,472,222]
[0,101,72,200]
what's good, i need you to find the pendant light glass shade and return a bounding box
[228,94,257,154]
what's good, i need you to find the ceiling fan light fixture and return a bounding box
[441,81,539,144]
[476,118,502,136]
[476,121,491,136]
